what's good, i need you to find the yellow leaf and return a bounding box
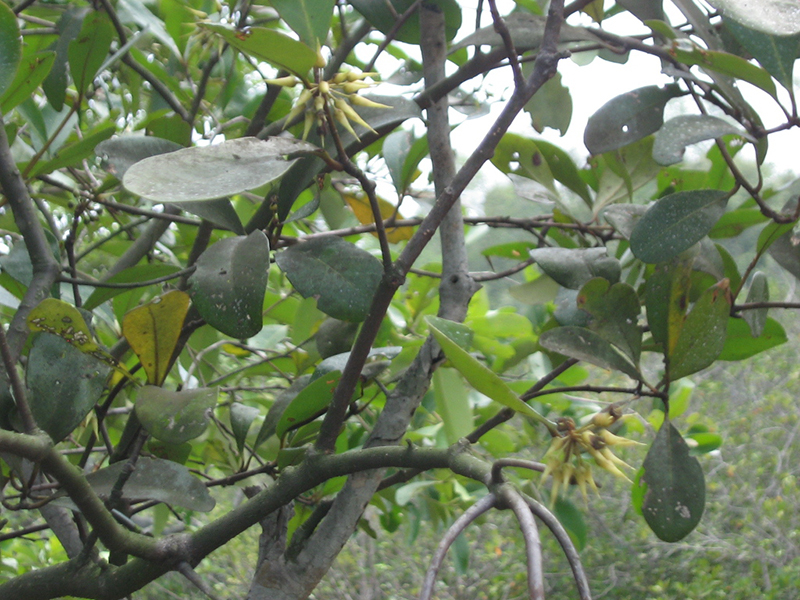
[122,290,191,385]
[343,193,413,243]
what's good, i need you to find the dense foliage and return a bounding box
[0,0,799,598]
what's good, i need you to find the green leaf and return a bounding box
[529,247,620,289]
[652,115,753,166]
[669,279,731,381]
[82,457,215,512]
[743,271,769,337]
[584,84,681,154]
[67,11,113,94]
[43,7,88,111]
[670,46,777,98]
[553,496,587,552]
[271,0,335,48]
[123,137,318,203]
[0,1,21,98]
[383,130,413,196]
[0,51,54,114]
[686,431,723,455]
[708,207,768,239]
[351,0,462,44]
[83,264,183,311]
[524,71,572,136]
[719,316,786,360]
[199,23,317,76]
[28,123,115,178]
[255,375,312,449]
[635,421,705,542]
[275,236,382,322]
[122,290,191,385]
[602,204,648,240]
[136,386,218,445]
[275,371,342,439]
[188,231,270,339]
[176,199,245,234]
[26,334,110,442]
[96,135,183,178]
[630,190,728,264]
[576,278,642,364]
[534,138,592,205]
[230,402,261,454]
[27,298,98,354]
[427,318,552,427]
[645,258,692,352]
[427,316,473,350]
[766,225,800,280]
[707,0,800,35]
[538,326,644,381]
[433,368,474,445]
[724,18,800,90]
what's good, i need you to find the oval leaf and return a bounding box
[652,115,753,166]
[708,0,800,35]
[275,236,382,322]
[669,279,731,381]
[188,230,270,339]
[230,402,261,453]
[96,135,183,178]
[719,316,786,360]
[123,137,318,203]
[529,247,620,289]
[630,190,729,264]
[83,457,215,512]
[275,371,341,439]
[271,0,335,47]
[67,11,113,93]
[538,326,644,381]
[122,290,191,385]
[576,278,642,364]
[584,84,681,154]
[635,421,705,542]
[724,17,800,90]
[136,386,218,445]
[27,334,110,442]
[199,23,317,75]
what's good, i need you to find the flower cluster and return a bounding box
[265,70,389,141]
[541,409,640,505]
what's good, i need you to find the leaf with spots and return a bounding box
[275,236,382,322]
[668,279,731,381]
[26,334,111,442]
[584,84,682,154]
[633,420,705,542]
[630,190,729,264]
[135,385,218,445]
[27,298,98,354]
[188,230,270,339]
[576,278,642,364]
[122,290,190,385]
[538,326,645,382]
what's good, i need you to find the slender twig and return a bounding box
[59,266,196,289]
[94,197,201,225]
[498,485,544,600]
[523,493,592,600]
[177,561,223,600]
[487,0,524,88]
[735,301,800,311]
[418,494,497,600]
[0,325,36,434]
